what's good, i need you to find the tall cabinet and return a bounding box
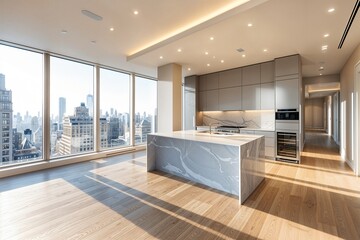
[274,54,303,159]
[184,76,197,130]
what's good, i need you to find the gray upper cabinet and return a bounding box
[260,62,274,83]
[206,90,219,111]
[276,78,299,109]
[219,87,242,110]
[184,76,197,91]
[242,85,260,110]
[275,55,300,78]
[205,73,219,90]
[242,64,260,86]
[198,91,207,111]
[260,82,275,110]
[199,73,219,91]
[219,68,242,88]
[199,75,207,91]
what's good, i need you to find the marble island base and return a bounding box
[147,131,265,204]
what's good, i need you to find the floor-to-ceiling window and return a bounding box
[100,68,130,149]
[50,56,94,158]
[0,43,157,169]
[0,45,43,166]
[135,76,157,145]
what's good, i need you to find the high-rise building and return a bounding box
[135,118,152,143]
[86,94,93,117]
[13,129,41,161]
[107,117,120,144]
[0,74,13,164]
[59,97,66,130]
[58,103,107,155]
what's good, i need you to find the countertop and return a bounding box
[196,126,275,132]
[148,130,263,147]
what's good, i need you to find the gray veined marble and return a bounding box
[147,131,265,204]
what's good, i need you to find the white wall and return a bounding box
[340,43,360,170]
[305,98,325,130]
[157,63,182,132]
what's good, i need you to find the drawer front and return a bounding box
[254,130,275,138]
[276,122,299,131]
[265,137,275,147]
[240,130,255,134]
[265,147,275,158]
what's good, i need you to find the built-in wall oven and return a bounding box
[275,109,300,163]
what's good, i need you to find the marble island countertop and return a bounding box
[196,126,275,132]
[147,130,265,204]
[149,130,263,147]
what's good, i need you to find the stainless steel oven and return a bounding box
[275,109,299,120]
[276,131,299,163]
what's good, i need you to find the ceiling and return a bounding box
[0,0,359,78]
[305,82,340,99]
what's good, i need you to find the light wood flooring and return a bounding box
[1,132,360,239]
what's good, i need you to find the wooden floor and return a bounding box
[1,132,360,239]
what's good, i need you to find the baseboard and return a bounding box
[345,157,355,172]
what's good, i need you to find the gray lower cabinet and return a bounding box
[219,87,241,110]
[206,90,219,111]
[254,130,275,159]
[260,82,275,110]
[241,130,275,159]
[242,85,260,110]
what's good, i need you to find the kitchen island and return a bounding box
[147,130,265,204]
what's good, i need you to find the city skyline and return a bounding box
[0,43,157,165]
[0,44,156,117]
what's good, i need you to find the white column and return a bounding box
[157,63,182,132]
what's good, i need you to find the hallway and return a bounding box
[257,131,360,239]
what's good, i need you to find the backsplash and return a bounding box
[201,111,275,130]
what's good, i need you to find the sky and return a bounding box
[0,44,157,118]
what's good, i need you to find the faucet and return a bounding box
[209,122,220,134]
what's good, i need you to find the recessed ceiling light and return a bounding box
[81,10,103,21]
[322,45,328,51]
[61,30,68,34]
[324,33,329,38]
[212,56,216,59]
[328,8,335,13]
[187,67,191,71]
[220,60,224,63]
[159,56,163,59]
[210,37,214,41]
[320,73,323,75]
[207,63,210,67]
[205,51,209,55]
[319,66,324,70]
[177,48,182,52]
[242,54,246,58]
[133,10,139,15]
[247,23,253,27]
[263,49,268,52]
[109,27,114,31]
